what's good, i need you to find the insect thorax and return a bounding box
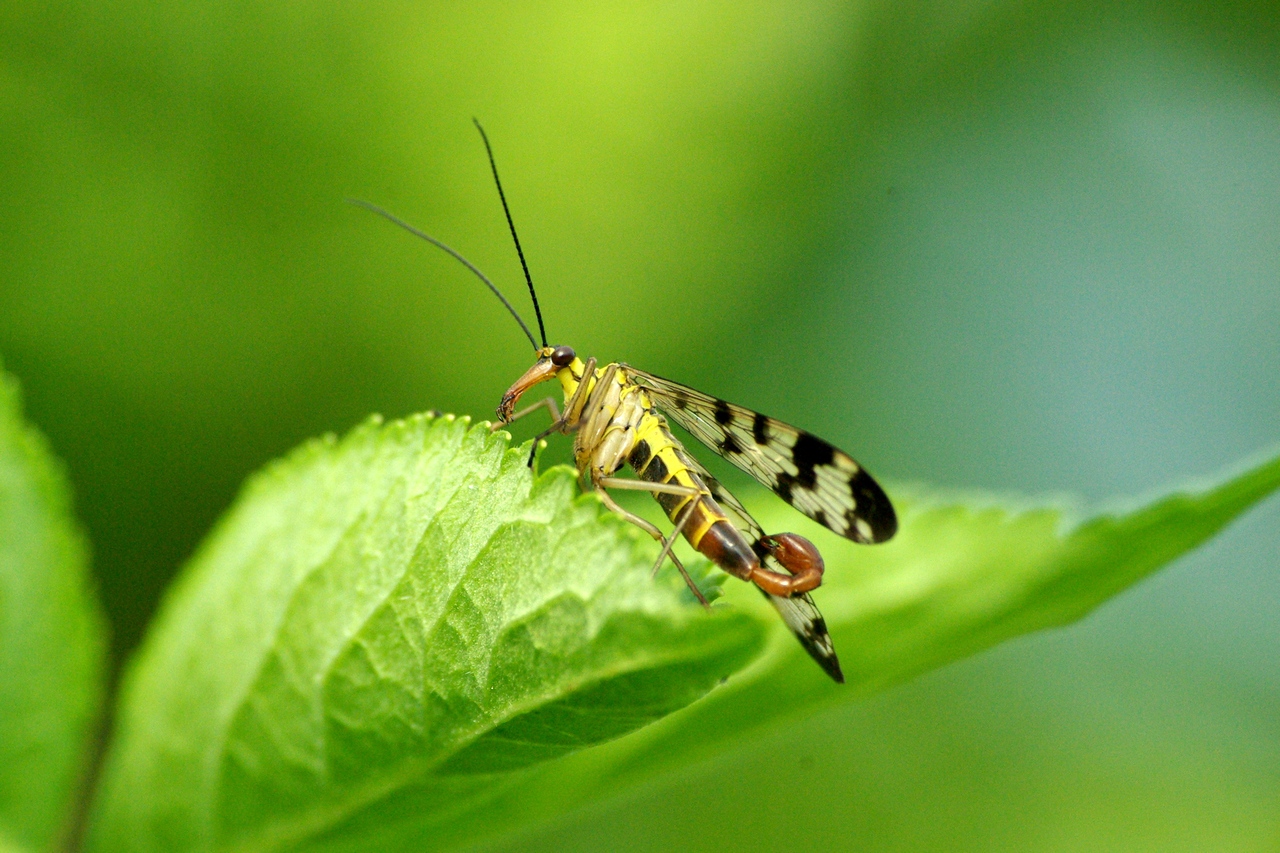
[571,363,647,475]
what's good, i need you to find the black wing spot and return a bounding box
[849,468,898,541]
[843,508,865,540]
[713,399,733,425]
[719,432,743,455]
[674,391,689,410]
[850,469,877,505]
[752,412,769,445]
[774,472,795,503]
[795,465,818,490]
[791,433,835,470]
[790,433,834,490]
[811,509,828,529]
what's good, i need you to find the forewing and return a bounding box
[670,447,844,682]
[628,368,897,544]
[668,446,763,539]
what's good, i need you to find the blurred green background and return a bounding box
[2,1,1277,849]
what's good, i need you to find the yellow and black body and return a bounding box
[497,345,828,603]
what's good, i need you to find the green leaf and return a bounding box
[84,414,765,853]
[0,362,106,852]
[85,407,1279,853]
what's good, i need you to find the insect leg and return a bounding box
[594,487,708,607]
[494,396,562,430]
[596,476,709,606]
[566,358,606,425]
[654,495,700,579]
[499,396,565,466]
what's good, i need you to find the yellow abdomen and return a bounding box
[627,412,760,581]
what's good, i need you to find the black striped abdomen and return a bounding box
[628,429,759,582]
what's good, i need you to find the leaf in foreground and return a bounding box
[0,363,106,853]
[85,415,763,853]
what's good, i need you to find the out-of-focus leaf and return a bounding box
[0,362,106,852]
[84,415,763,853]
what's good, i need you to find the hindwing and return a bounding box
[670,446,843,682]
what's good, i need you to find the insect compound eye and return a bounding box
[550,345,576,367]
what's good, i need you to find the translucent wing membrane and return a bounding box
[627,368,897,545]
[671,446,843,681]
[761,592,842,683]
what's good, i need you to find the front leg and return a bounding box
[560,355,598,423]
[493,396,562,431]
[492,396,564,466]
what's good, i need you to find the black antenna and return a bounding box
[472,118,548,347]
[347,198,539,351]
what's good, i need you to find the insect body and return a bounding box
[495,346,895,682]
[353,121,897,682]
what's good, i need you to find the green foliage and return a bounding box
[80,412,1280,851]
[3,3,1278,849]
[0,365,106,852]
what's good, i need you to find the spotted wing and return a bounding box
[671,446,844,683]
[628,367,897,544]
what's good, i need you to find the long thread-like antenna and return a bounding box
[347,198,539,351]
[472,119,548,347]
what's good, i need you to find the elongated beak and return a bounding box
[497,358,558,422]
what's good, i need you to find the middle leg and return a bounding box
[596,476,710,606]
[594,488,706,607]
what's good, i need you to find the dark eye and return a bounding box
[550,345,576,366]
